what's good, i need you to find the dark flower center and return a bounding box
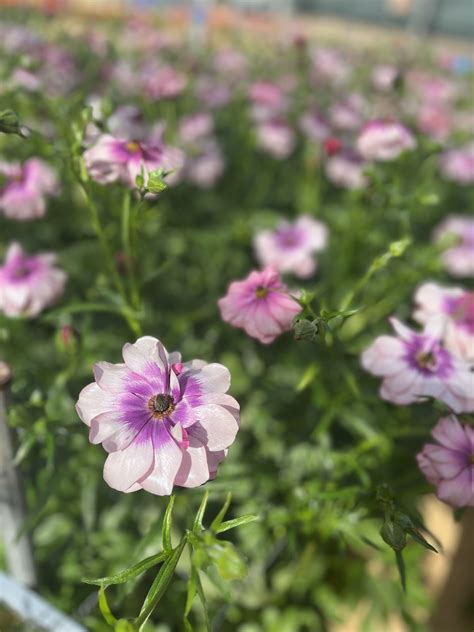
[148,393,175,419]
[255,286,268,298]
[416,351,437,370]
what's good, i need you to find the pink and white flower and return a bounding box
[299,109,331,142]
[256,120,295,160]
[0,158,58,221]
[361,317,474,413]
[0,242,66,318]
[83,134,183,188]
[249,81,287,122]
[179,113,214,145]
[218,267,301,344]
[356,120,416,162]
[434,215,474,278]
[76,337,240,495]
[325,151,368,190]
[371,65,399,92]
[439,144,474,185]
[254,216,328,278]
[413,283,474,362]
[186,139,225,189]
[417,415,473,507]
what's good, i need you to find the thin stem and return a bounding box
[121,189,141,310]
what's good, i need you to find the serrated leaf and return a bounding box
[162,495,175,552]
[82,551,168,587]
[214,514,258,534]
[193,489,209,532]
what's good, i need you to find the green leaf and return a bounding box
[162,495,175,552]
[210,493,232,532]
[98,586,117,626]
[193,489,209,532]
[136,536,188,630]
[214,514,258,534]
[82,551,168,587]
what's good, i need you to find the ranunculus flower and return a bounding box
[439,144,474,185]
[186,139,224,189]
[218,267,301,344]
[141,63,186,100]
[179,113,214,145]
[325,151,368,190]
[356,120,416,162]
[311,47,350,85]
[76,337,240,495]
[254,216,328,278]
[83,134,183,188]
[299,109,330,142]
[417,415,473,507]
[329,99,363,131]
[371,65,399,92]
[413,283,474,362]
[256,120,295,160]
[0,242,66,317]
[361,317,474,413]
[249,81,287,122]
[434,215,474,278]
[0,158,58,221]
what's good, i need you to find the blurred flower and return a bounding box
[254,215,328,278]
[325,151,368,189]
[0,158,58,220]
[249,81,287,122]
[407,71,457,104]
[371,64,399,91]
[83,134,183,188]
[218,267,301,344]
[108,105,147,141]
[76,337,239,495]
[323,137,342,156]
[299,109,330,142]
[186,139,224,189]
[311,47,350,85]
[356,120,416,162]
[330,97,364,131]
[0,242,66,317]
[213,48,247,77]
[417,415,473,507]
[414,283,473,362]
[256,119,295,160]
[195,76,231,109]
[179,113,214,145]
[416,103,452,142]
[434,215,474,277]
[361,317,474,412]
[141,63,186,100]
[439,144,474,185]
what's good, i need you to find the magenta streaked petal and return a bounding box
[437,467,473,507]
[432,415,471,452]
[103,425,154,492]
[139,423,183,496]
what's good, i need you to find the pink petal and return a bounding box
[76,383,111,426]
[194,404,239,450]
[431,415,470,452]
[139,424,183,496]
[174,434,210,488]
[103,430,154,492]
[437,467,473,507]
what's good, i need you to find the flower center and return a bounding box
[12,264,30,279]
[255,286,269,298]
[470,454,474,465]
[148,393,175,419]
[126,141,141,153]
[416,351,437,371]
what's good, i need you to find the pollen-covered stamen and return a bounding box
[416,351,437,371]
[255,286,268,298]
[148,393,175,419]
[126,141,141,153]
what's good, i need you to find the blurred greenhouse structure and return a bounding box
[4,0,474,37]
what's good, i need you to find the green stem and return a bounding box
[121,190,141,310]
[80,183,142,337]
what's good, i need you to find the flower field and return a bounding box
[0,6,473,631]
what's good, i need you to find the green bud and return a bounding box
[293,318,319,341]
[146,169,168,194]
[0,109,23,136]
[380,519,406,551]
